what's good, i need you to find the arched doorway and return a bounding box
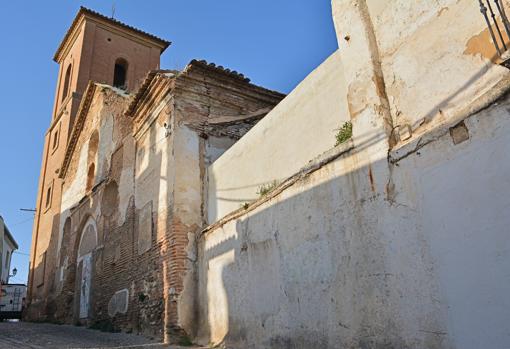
[77,217,97,319]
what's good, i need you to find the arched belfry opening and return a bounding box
[113,58,128,89]
[62,64,72,102]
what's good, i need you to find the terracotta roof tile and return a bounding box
[54,7,171,62]
[124,70,176,117]
[187,59,251,83]
[125,59,285,118]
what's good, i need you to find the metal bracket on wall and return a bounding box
[479,0,510,68]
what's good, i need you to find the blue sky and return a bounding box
[0,1,338,284]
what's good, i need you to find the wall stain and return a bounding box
[437,7,449,17]
[368,164,376,192]
[464,23,509,63]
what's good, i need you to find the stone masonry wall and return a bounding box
[130,67,284,341]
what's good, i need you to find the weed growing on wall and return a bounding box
[257,180,280,197]
[178,335,194,346]
[138,292,147,302]
[335,121,353,146]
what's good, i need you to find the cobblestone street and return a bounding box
[0,322,202,349]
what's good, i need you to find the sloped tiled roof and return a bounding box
[184,59,285,98]
[187,59,251,83]
[54,7,171,62]
[124,70,176,117]
[125,59,285,118]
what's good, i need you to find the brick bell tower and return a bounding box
[27,7,170,319]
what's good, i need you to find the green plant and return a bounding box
[178,335,194,346]
[257,180,280,197]
[89,319,117,333]
[335,121,353,146]
[138,292,147,302]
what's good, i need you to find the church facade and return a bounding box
[27,7,284,341]
[28,2,510,348]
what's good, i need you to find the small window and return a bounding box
[5,251,9,265]
[52,127,59,151]
[62,64,72,102]
[113,58,128,89]
[36,251,47,287]
[45,183,53,209]
[86,163,95,192]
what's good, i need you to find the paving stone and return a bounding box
[0,322,203,349]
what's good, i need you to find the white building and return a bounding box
[0,216,18,284]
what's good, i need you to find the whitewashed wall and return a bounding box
[198,94,510,349]
[198,1,510,347]
[0,219,17,284]
[333,0,510,137]
[207,51,348,223]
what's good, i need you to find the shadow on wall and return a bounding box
[130,119,165,338]
[414,49,509,131]
[28,210,61,321]
[131,110,181,341]
[197,96,510,349]
[207,122,387,224]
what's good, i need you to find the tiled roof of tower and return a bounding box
[54,6,171,62]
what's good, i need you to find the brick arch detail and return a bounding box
[76,216,98,262]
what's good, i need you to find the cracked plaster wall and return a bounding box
[207,51,349,223]
[198,89,510,349]
[199,1,510,347]
[334,0,510,138]
[52,86,138,329]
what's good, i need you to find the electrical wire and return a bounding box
[10,216,34,227]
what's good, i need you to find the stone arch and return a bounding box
[86,131,99,192]
[86,163,96,192]
[88,131,99,164]
[77,217,98,262]
[76,216,97,319]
